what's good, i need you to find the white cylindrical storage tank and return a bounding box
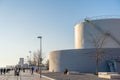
[74,23,84,49]
[75,19,120,49]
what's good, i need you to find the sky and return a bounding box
[0,0,120,67]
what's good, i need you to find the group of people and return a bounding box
[14,66,35,76]
[0,67,35,76]
[0,68,11,75]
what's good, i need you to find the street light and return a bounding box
[37,36,42,78]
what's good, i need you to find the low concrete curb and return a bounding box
[42,75,55,80]
[35,72,55,80]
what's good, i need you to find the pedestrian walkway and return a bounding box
[0,70,49,80]
[0,70,118,80]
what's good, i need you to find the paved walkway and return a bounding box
[0,70,119,80]
[0,70,48,80]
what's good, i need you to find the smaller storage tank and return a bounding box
[75,19,120,49]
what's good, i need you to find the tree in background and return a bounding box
[91,32,110,74]
[31,50,40,66]
[45,59,49,70]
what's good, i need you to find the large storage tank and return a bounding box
[49,18,120,73]
[75,19,120,49]
[49,48,120,73]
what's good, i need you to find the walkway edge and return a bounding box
[35,73,56,80]
[42,75,56,80]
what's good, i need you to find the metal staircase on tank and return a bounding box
[84,18,120,47]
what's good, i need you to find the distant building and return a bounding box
[49,18,120,73]
[18,58,24,67]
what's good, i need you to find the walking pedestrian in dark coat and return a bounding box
[3,68,6,74]
[0,68,3,75]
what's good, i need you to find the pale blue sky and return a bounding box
[0,0,120,67]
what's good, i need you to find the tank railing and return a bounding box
[85,15,120,21]
[77,15,120,23]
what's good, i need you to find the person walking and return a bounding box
[31,67,34,75]
[0,68,3,75]
[3,68,6,74]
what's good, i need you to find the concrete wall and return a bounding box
[75,19,120,49]
[49,48,120,73]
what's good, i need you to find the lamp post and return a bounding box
[37,36,42,78]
